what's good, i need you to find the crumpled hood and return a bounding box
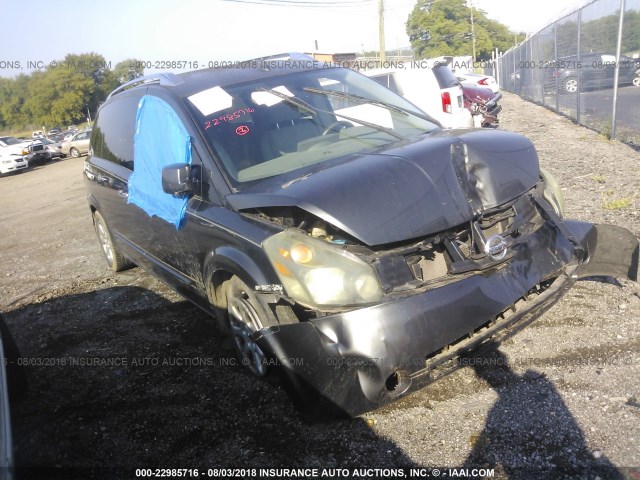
[227,129,540,246]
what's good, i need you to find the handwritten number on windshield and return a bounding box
[204,108,255,130]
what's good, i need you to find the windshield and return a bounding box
[0,136,22,146]
[185,68,439,187]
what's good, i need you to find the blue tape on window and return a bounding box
[128,95,192,228]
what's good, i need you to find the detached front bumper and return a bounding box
[258,220,639,416]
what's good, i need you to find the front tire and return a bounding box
[93,210,132,271]
[225,277,278,378]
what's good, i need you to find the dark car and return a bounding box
[0,314,15,480]
[85,53,639,417]
[546,53,639,93]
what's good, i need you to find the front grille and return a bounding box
[406,249,449,283]
[372,191,545,292]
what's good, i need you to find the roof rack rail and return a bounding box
[106,73,184,100]
[240,52,319,71]
[252,52,315,63]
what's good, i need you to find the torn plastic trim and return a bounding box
[571,222,639,282]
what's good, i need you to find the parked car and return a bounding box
[58,130,74,141]
[85,54,639,417]
[457,73,500,94]
[461,84,502,127]
[25,139,51,165]
[47,127,61,136]
[364,63,473,128]
[37,138,66,159]
[0,136,29,176]
[61,130,92,157]
[31,131,45,139]
[546,53,639,93]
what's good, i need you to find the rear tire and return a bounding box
[93,210,132,272]
[70,147,80,158]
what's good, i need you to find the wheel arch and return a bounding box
[87,194,101,218]
[203,245,276,311]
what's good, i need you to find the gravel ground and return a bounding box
[0,92,639,480]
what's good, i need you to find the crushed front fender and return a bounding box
[257,219,638,417]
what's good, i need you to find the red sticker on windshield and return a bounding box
[236,125,250,136]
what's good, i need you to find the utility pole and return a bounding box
[469,0,476,64]
[379,0,386,63]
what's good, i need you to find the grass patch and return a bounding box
[601,191,634,210]
[592,175,606,184]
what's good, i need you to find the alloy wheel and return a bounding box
[228,292,268,377]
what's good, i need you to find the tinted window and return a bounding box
[432,65,459,89]
[92,94,140,170]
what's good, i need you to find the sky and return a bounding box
[0,0,592,78]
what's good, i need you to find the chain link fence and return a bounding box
[492,0,640,146]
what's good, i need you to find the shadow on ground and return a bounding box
[0,286,626,479]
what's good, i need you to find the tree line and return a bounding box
[407,0,640,61]
[407,0,523,61]
[0,53,144,131]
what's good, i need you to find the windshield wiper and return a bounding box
[259,87,403,140]
[303,87,438,124]
[257,88,318,116]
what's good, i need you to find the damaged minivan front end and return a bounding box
[228,130,639,417]
[88,58,639,417]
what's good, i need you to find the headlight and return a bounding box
[540,168,565,217]
[263,229,383,308]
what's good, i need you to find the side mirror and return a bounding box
[162,163,192,195]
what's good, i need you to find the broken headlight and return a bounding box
[540,168,565,217]
[263,229,383,308]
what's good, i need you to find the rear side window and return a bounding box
[91,94,140,170]
[371,73,402,95]
[432,65,459,89]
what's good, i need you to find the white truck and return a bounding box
[0,136,30,176]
